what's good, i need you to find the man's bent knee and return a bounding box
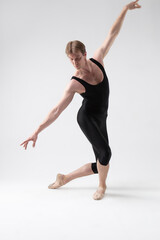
[98,147,112,166]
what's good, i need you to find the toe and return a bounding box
[93,188,105,200]
[48,182,55,189]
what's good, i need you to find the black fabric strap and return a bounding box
[89,58,105,74]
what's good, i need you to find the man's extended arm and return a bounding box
[93,0,141,61]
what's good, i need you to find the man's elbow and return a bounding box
[54,106,63,118]
[56,98,73,116]
[110,29,119,38]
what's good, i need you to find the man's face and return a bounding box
[68,51,86,69]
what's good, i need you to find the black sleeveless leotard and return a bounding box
[71,58,112,174]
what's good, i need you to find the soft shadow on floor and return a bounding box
[109,185,160,192]
[48,184,160,201]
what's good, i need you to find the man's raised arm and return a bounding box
[93,0,141,62]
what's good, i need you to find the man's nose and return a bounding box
[73,60,78,65]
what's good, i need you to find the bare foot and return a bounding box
[48,173,66,189]
[93,186,107,200]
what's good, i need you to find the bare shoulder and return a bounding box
[92,48,105,67]
[65,79,77,93]
[67,77,85,94]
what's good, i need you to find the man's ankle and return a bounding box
[98,184,107,189]
[64,175,71,184]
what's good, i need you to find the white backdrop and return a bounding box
[1,1,160,240]
[1,0,160,187]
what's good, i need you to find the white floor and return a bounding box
[0,177,160,240]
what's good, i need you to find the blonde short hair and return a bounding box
[65,40,86,55]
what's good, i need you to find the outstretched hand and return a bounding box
[127,0,141,10]
[20,132,38,150]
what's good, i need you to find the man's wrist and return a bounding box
[34,128,40,135]
[124,5,129,11]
